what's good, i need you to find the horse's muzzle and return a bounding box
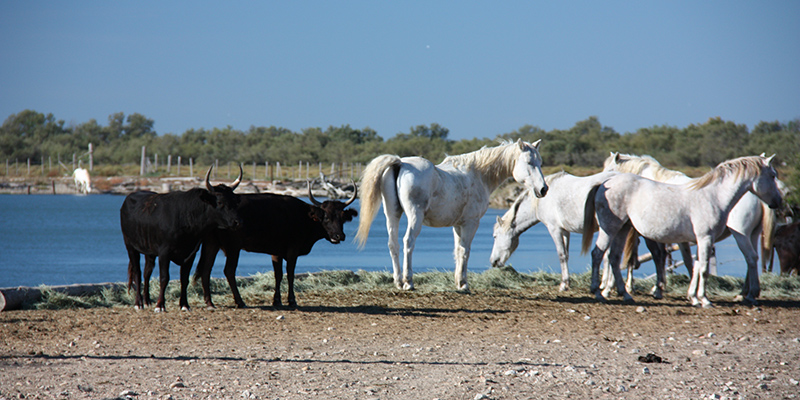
[535,185,549,198]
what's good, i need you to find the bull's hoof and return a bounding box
[622,295,636,304]
[181,306,190,312]
[594,292,608,303]
[154,307,165,313]
[235,303,247,309]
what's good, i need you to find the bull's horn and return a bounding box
[345,180,358,207]
[205,166,214,191]
[307,180,322,206]
[231,164,243,190]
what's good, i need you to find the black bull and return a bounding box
[120,167,243,311]
[194,182,358,308]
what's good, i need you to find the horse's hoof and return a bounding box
[559,282,570,292]
[653,291,663,300]
[154,307,165,313]
[402,282,415,291]
[701,298,714,308]
[181,306,190,312]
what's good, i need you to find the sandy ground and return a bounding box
[1,287,799,400]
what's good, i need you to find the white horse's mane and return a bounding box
[690,156,766,190]
[606,153,686,182]
[442,140,522,184]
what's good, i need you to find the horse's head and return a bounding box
[490,214,518,268]
[602,152,624,172]
[512,139,548,198]
[752,154,783,210]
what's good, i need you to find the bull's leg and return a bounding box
[453,221,478,291]
[126,249,143,309]
[286,256,298,308]
[178,252,197,312]
[142,255,156,308]
[197,242,220,309]
[644,239,666,299]
[272,255,284,307]
[223,249,246,308]
[154,256,171,312]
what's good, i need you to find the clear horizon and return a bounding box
[2,1,798,140]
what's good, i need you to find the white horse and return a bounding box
[582,155,782,307]
[603,153,781,303]
[73,168,91,194]
[356,139,549,291]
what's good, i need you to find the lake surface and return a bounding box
[0,194,750,288]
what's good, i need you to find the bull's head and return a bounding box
[307,180,358,244]
[204,165,243,230]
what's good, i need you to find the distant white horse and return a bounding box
[73,168,91,194]
[583,155,782,307]
[356,139,549,291]
[603,153,781,303]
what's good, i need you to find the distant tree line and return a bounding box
[2,110,798,201]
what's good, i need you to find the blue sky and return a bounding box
[1,1,798,141]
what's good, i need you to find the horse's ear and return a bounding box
[531,139,542,149]
[515,138,524,150]
[613,152,621,163]
[496,216,503,225]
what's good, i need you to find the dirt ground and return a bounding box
[1,287,799,400]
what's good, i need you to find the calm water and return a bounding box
[0,194,749,288]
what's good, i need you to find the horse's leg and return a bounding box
[608,226,634,303]
[644,239,666,299]
[601,250,615,299]
[730,231,761,305]
[590,230,614,302]
[223,249,246,308]
[272,255,283,307]
[546,227,571,291]
[624,237,639,295]
[383,207,403,289]
[154,256,171,312]
[143,255,155,308]
[691,239,714,308]
[453,221,479,291]
[401,207,425,290]
[380,168,404,289]
[679,243,694,277]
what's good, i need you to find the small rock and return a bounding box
[503,370,518,376]
[789,378,799,386]
[119,390,137,397]
[642,366,651,375]
[170,381,186,389]
[617,385,628,393]
[636,306,646,313]
[474,394,490,400]
[276,315,285,320]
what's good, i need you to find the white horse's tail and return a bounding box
[581,184,602,254]
[355,154,402,249]
[760,203,777,272]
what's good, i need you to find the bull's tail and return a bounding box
[760,203,777,272]
[355,155,402,249]
[581,184,602,254]
[623,224,640,270]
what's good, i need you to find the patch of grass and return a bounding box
[14,269,800,310]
